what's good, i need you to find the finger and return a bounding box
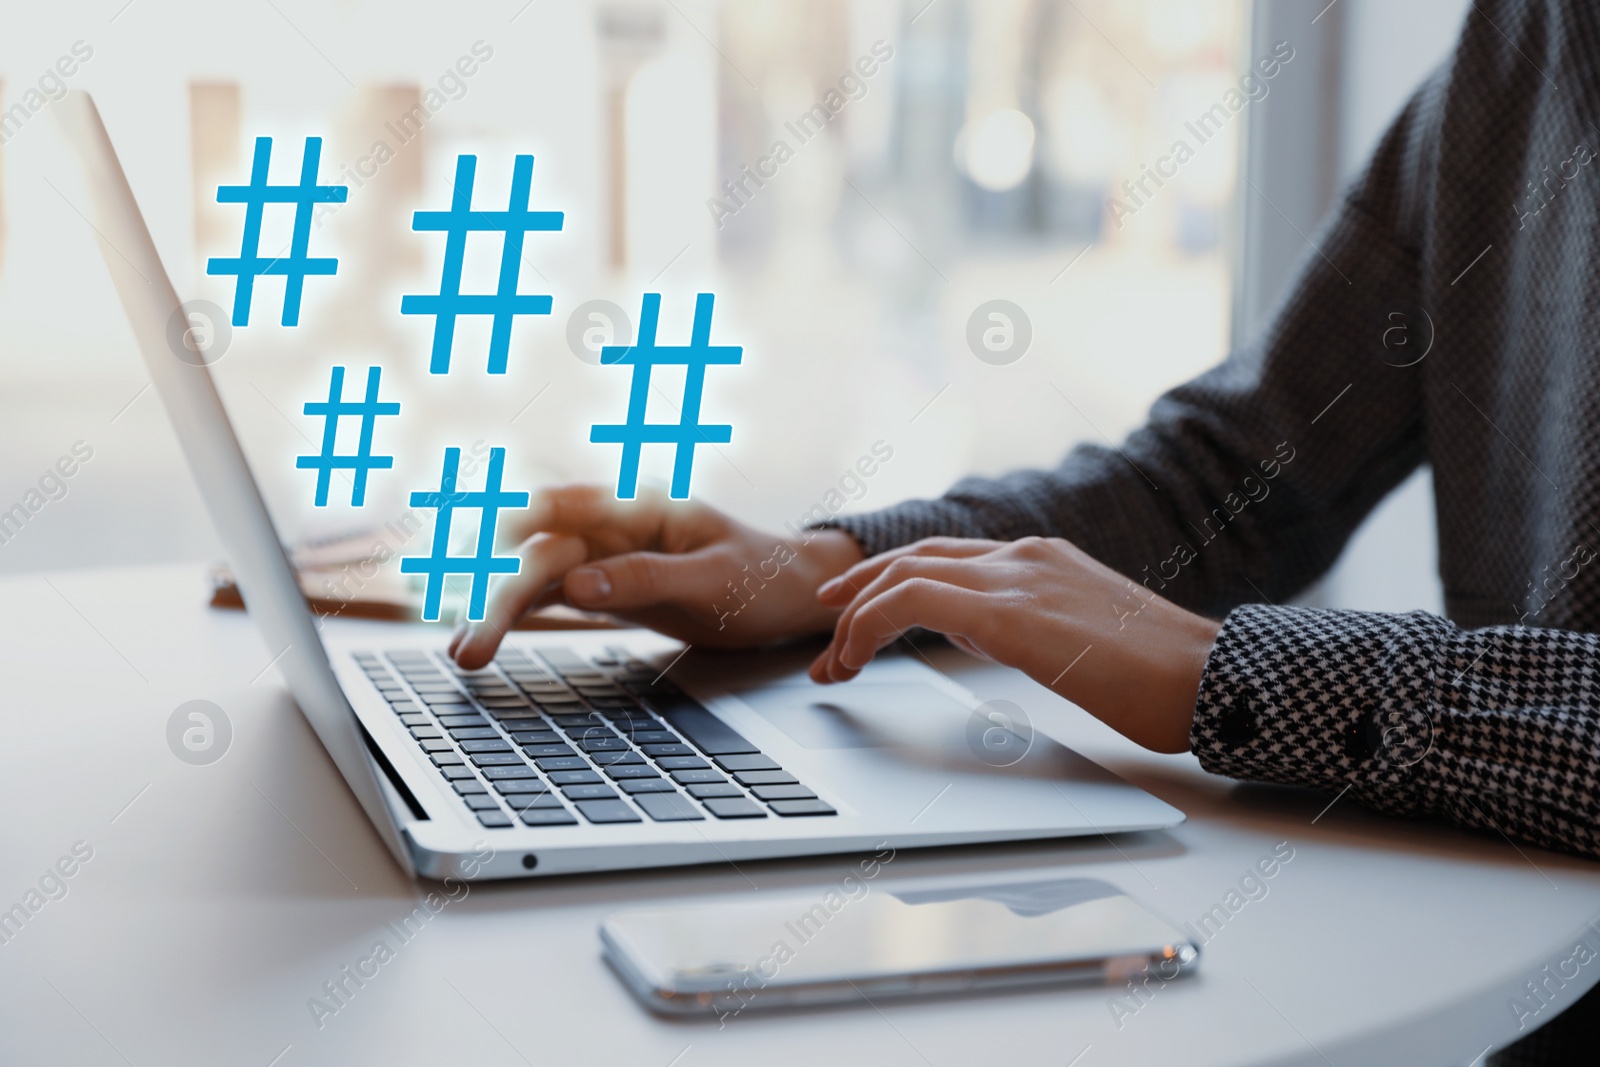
[562,547,733,611]
[453,532,588,668]
[449,582,568,660]
[816,537,1003,605]
[810,580,987,683]
[822,554,996,682]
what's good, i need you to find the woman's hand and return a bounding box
[809,536,1221,753]
[449,485,864,668]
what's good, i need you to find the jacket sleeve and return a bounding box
[1194,604,1600,860]
[828,70,1445,619]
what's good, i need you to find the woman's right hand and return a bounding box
[448,485,865,668]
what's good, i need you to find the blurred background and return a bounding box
[0,0,1466,614]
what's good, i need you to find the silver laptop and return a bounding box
[54,91,1182,880]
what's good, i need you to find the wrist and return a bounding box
[792,528,865,632]
[1147,612,1222,752]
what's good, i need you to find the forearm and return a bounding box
[1193,605,1600,860]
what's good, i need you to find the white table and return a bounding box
[2,564,1597,1066]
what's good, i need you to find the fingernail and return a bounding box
[568,567,612,604]
[817,577,841,598]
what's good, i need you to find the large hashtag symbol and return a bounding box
[207,137,348,327]
[400,447,529,621]
[401,154,563,374]
[296,366,401,507]
[590,293,742,500]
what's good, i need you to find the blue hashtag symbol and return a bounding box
[400,447,529,621]
[401,155,563,374]
[296,366,401,507]
[207,137,348,327]
[590,293,742,500]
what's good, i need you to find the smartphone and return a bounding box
[600,876,1199,1016]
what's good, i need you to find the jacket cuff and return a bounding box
[1190,604,1448,802]
[814,500,986,559]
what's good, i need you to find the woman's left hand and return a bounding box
[809,536,1222,753]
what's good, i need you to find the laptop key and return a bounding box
[574,799,641,824]
[504,793,564,811]
[521,743,576,758]
[767,799,837,817]
[750,784,817,801]
[651,696,759,755]
[398,713,431,727]
[430,752,465,767]
[472,752,524,767]
[462,794,502,811]
[734,770,798,786]
[459,739,512,753]
[409,727,442,740]
[481,763,538,778]
[562,784,619,800]
[439,765,477,780]
[634,792,705,822]
[640,743,695,758]
[627,731,679,746]
[519,808,579,826]
[420,693,469,705]
[547,769,603,785]
[670,769,727,785]
[437,714,488,728]
[535,756,589,771]
[713,754,782,772]
[686,783,742,799]
[604,765,662,780]
[509,730,559,744]
[701,797,766,819]
[453,780,488,795]
[579,737,629,752]
[590,751,644,767]
[387,701,422,713]
[620,778,677,794]
[494,778,551,793]
[654,756,710,771]
[476,811,514,828]
[478,697,531,708]
[420,738,455,753]
[449,727,500,741]
[491,710,546,723]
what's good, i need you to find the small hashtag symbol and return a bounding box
[590,293,742,500]
[296,366,401,507]
[207,137,348,327]
[400,447,529,621]
[401,154,563,374]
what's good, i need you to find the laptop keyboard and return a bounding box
[351,645,838,829]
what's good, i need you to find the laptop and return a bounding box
[53,91,1183,880]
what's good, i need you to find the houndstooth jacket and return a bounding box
[832,0,1600,861]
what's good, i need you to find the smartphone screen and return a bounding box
[601,876,1198,1015]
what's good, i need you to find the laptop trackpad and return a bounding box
[732,680,1122,790]
[737,683,982,751]
[732,684,934,751]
